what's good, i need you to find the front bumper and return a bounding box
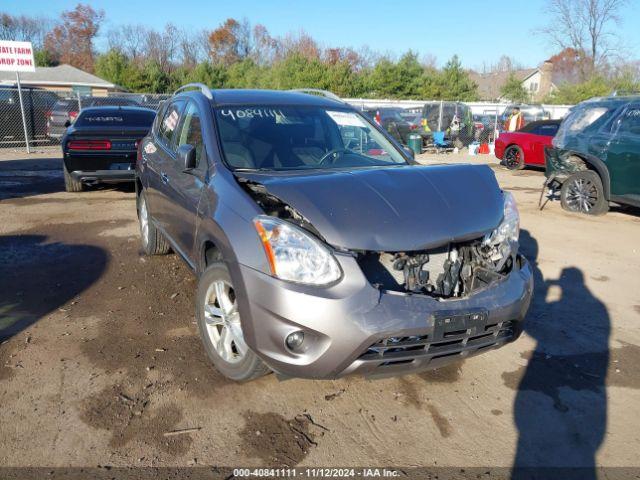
[234,254,533,379]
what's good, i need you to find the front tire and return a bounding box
[63,163,84,192]
[560,171,608,216]
[504,145,525,170]
[137,190,170,255]
[196,262,270,382]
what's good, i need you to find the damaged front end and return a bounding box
[239,174,520,300]
[357,191,519,299]
[357,236,516,299]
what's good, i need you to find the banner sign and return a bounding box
[0,40,36,72]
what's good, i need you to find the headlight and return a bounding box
[253,216,342,285]
[482,192,520,268]
[494,191,520,244]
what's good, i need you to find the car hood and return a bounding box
[236,164,504,251]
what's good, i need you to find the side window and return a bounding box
[176,102,205,168]
[616,107,640,136]
[157,101,185,152]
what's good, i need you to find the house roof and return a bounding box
[469,68,538,101]
[0,64,119,89]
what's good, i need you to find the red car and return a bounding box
[495,120,561,170]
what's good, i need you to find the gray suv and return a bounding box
[136,85,533,381]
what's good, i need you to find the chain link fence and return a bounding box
[0,87,571,153]
[0,88,170,150]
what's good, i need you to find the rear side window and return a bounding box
[157,101,185,151]
[616,107,640,136]
[76,110,155,127]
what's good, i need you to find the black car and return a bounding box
[134,85,532,382]
[48,96,141,139]
[0,86,59,145]
[62,106,156,192]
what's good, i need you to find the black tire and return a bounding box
[137,190,170,255]
[504,145,525,170]
[560,170,609,216]
[63,163,84,192]
[196,262,270,382]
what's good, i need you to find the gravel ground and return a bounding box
[1,149,639,472]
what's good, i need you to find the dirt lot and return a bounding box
[1,148,640,472]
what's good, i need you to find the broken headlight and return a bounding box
[254,216,342,285]
[481,192,520,269]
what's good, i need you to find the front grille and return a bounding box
[359,320,516,367]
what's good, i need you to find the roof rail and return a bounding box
[610,90,640,97]
[290,88,344,103]
[173,83,213,100]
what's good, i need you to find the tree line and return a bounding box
[1,1,639,104]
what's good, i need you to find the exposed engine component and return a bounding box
[358,238,514,299]
[238,179,323,238]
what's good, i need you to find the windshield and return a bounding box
[214,106,408,171]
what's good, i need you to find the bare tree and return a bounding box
[107,24,148,61]
[0,12,52,49]
[540,0,628,76]
[143,23,180,71]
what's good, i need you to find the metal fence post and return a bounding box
[77,91,82,111]
[15,72,31,154]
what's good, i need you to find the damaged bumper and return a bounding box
[234,253,533,379]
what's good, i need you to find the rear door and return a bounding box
[606,104,640,198]
[161,100,208,262]
[146,100,185,232]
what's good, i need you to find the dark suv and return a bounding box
[136,85,533,382]
[546,95,640,215]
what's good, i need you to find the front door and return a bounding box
[146,100,185,233]
[606,104,640,198]
[162,101,208,261]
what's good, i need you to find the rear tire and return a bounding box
[137,190,170,255]
[196,262,270,382]
[504,145,525,170]
[63,163,84,192]
[560,171,609,216]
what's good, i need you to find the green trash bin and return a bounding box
[408,134,422,155]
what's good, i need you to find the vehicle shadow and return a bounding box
[510,230,609,479]
[0,157,64,201]
[0,234,108,341]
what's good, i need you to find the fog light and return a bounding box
[285,331,305,351]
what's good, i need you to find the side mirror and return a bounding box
[403,147,416,161]
[64,120,71,128]
[177,144,197,171]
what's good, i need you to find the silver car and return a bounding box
[135,85,533,381]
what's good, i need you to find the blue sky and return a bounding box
[9,0,640,69]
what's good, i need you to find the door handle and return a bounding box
[161,172,169,184]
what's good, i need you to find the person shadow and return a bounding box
[509,230,610,480]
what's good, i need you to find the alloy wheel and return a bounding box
[203,280,248,364]
[565,177,599,213]
[505,147,522,169]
